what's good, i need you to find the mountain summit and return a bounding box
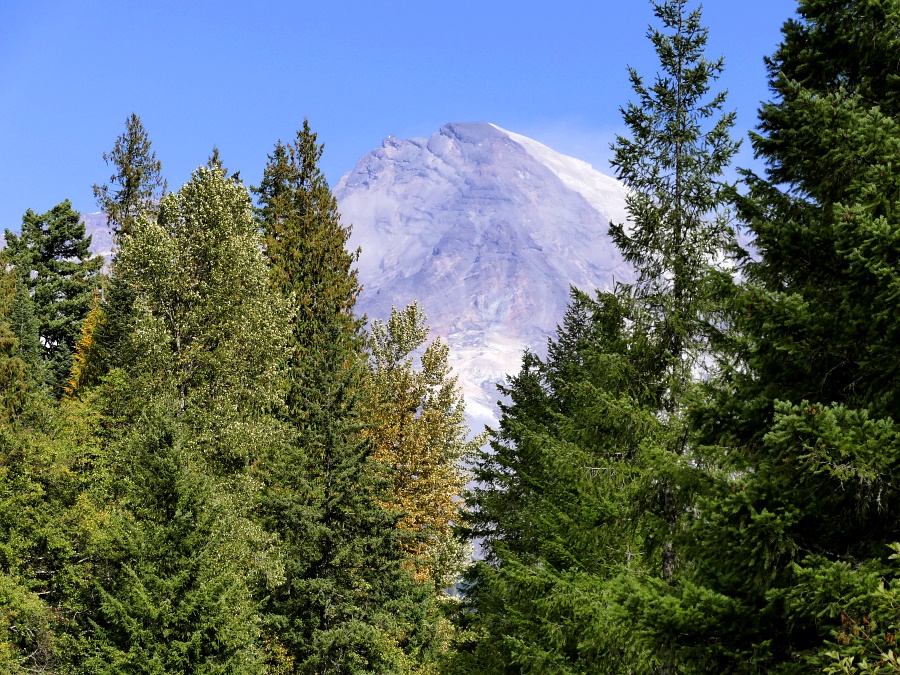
[335,122,631,429]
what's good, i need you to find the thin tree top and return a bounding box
[93,113,167,238]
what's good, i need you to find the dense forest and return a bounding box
[3,0,900,672]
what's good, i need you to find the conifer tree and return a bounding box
[93,113,166,238]
[86,114,165,384]
[453,289,666,673]
[84,413,277,674]
[669,0,900,671]
[253,122,432,672]
[457,2,738,671]
[0,259,31,425]
[610,0,738,370]
[4,201,104,395]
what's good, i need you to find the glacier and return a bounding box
[335,122,631,433]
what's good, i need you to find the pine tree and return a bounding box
[253,122,432,672]
[4,201,104,395]
[93,113,166,238]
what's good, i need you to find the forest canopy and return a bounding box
[3,1,900,673]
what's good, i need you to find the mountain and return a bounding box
[336,122,631,431]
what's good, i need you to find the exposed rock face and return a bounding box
[82,211,115,262]
[336,122,631,431]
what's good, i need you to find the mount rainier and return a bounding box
[336,122,631,431]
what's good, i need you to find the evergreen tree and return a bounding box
[86,114,165,384]
[93,113,166,238]
[84,413,277,674]
[0,260,32,422]
[670,0,900,670]
[453,289,666,673]
[457,2,738,671]
[610,0,738,368]
[253,122,432,672]
[608,0,738,585]
[4,200,104,395]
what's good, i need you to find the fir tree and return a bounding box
[84,413,277,674]
[253,122,432,672]
[608,0,738,586]
[672,0,900,670]
[610,0,738,368]
[457,2,738,671]
[4,201,104,395]
[453,289,667,673]
[93,113,166,238]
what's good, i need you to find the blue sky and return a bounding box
[1,0,797,230]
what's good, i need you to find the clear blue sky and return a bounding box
[1,0,797,230]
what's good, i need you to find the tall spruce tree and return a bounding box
[604,1,739,606]
[664,1,900,671]
[610,0,738,382]
[4,201,104,395]
[93,113,166,238]
[253,122,431,673]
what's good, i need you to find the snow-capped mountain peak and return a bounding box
[336,122,632,431]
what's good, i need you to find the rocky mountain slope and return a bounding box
[336,122,631,431]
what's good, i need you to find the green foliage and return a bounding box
[84,413,277,675]
[822,545,900,674]
[66,163,293,672]
[93,113,167,237]
[457,3,741,672]
[674,0,900,670]
[4,200,104,395]
[0,571,54,673]
[610,0,738,375]
[454,289,669,673]
[0,261,33,423]
[254,122,436,672]
[113,164,289,470]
